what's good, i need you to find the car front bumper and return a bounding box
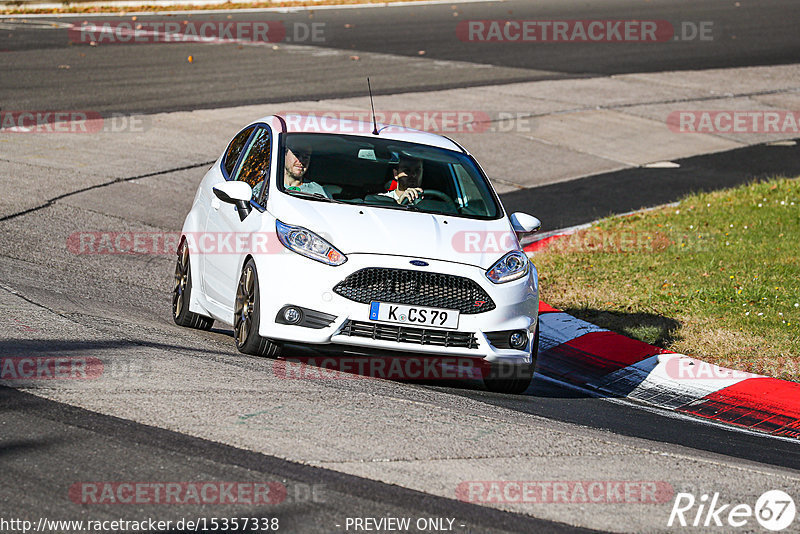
[254,252,539,365]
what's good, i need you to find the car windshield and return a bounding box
[279,133,501,219]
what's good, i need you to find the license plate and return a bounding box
[369,302,460,329]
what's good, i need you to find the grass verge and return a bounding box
[533,177,800,382]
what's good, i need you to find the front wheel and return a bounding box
[234,259,282,358]
[483,325,539,394]
[173,241,214,330]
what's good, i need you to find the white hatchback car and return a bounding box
[173,115,542,393]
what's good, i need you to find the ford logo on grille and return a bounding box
[409,260,429,267]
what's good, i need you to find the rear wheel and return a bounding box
[173,241,214,330]
[234,259,282,357]
[483,325,539,394]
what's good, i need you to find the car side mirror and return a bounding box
[510,212,541,234]
[213,181,253,221]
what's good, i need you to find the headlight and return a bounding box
[276,220,347,266]
[486,250,529,283]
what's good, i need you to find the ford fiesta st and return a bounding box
[173,115,542,393]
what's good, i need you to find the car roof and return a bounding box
[253,114,466,153]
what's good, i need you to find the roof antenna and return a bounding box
[367,77,379,135]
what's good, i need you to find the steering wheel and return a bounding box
[400,189,452,205]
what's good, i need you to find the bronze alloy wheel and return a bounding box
[171,241,213,330]
[233,259,282,357]
[173,244,189,319]
[234,264,256,347]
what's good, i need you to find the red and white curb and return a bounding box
[522,225,585,254]
[536,302,800,440]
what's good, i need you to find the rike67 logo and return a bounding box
[668,490,796,531]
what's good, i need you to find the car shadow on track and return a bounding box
[271,342,600,400]
[268,308,681,401]
[209,326,235,337]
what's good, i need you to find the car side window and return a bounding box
[452,163,489,215]
[223,126,255,177]
[232,126,272,201]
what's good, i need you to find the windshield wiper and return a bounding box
[361,201,423,212]
[285,190,336,202]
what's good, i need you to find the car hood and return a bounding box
[270,197,519,270]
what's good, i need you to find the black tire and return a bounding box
[483,325,539,394]
[234,259,282,358]
[173,241,214,330]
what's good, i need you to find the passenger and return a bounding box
[380,155,423,204]
[284,144,331,198]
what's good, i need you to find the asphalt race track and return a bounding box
[1,0,799,113]
[1,1,800,533]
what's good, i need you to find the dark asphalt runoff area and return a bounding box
[0,386,594,534]
[504,138,800,232]
[1,0,799,113]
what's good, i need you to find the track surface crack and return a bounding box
[0,160,214,222]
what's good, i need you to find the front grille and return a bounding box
[333,268,495,314]
[340,320,479,349]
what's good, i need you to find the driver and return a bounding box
[380,155,423,204]
[284,143,331,198]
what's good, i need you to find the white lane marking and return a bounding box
[644,160,680,168]
[0,20,72,29]
[767,140,797,146]
[0,0,501,19]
